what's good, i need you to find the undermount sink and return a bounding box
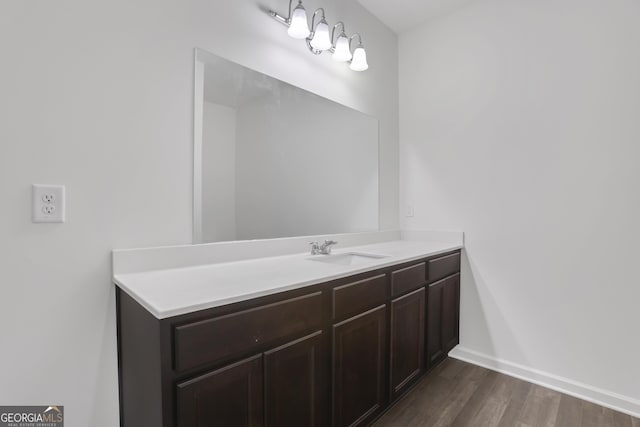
[307,252,389,266]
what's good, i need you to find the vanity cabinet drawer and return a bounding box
[332,274,387,320]
[427,252,461,283]
[391,263,426,297]
[174,292,323,372]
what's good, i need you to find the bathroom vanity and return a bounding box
[115,238,462,427]
[113,50,463,427]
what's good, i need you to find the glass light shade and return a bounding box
[332,34,352,62]
[310,20,332,51]
[350,46,368,71]
[287,5,310,39]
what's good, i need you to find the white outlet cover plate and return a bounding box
[406,204,415,217]
[32,184,65,223]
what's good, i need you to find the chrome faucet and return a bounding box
[309,241,321,255]
[309,239,338,255]
[320,240,338,255]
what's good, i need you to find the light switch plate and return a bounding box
[406,204,415,217]
[32,184,66,223]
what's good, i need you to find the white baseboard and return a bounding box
[448,346,640,419]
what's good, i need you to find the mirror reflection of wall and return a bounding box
[194,49,379,243]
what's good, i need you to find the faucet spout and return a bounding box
[319,240,338,255]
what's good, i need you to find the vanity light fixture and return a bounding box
[309,9,332,51]
[331,22,352,62]
[270,0,311,39]
[349,34,368,71]
[268,0,369,71]
[288,2,311,39]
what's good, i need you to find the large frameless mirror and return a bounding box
[193,48,379,243]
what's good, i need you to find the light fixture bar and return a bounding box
[269,0,297,25]
[267,1,369,71]
[269,11,289,26]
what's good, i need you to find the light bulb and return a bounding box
[332,34,352,62]
[350,46,368,71]
[310,19,332,51]
[287,4,310,39]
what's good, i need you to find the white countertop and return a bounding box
[114,238,462,319]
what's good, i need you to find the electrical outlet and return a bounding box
[32,184,65,223]
[42,205,56,215]
[42,193,55,203]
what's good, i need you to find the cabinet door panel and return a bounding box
[333,305,386,427]
[264,331,325,427]
[176,355,263,427]
[390,288,425,400]
[442,274,460,353]
[427,281,443,367]
[427,274,461,368]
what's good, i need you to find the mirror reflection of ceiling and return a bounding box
[203,62,274,109]
[356,0,481,33]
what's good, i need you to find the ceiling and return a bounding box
[356,0,481,34]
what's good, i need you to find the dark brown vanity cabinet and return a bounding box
[388,262,427,402]
[390,288,425,400]
[176,355,264,427]
[175,331,324,427]
[118,289,327,427]
[331,274,388,427]
[333,306,387,427]
[426,252,461,368]
[264,331,325,427]
[117,249,461,427]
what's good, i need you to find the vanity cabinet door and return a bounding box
[176,355,263,427]
[427,273,460,368]
[264,331,325,427]
[332,305,387,427]
[442,274,460,353]
[390,288,425,400]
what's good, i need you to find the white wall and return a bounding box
[202,101,237,242]
[234,90,379,240]
[400,0,640,412]
[0,1,398,425]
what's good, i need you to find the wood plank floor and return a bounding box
[374,358,639,427]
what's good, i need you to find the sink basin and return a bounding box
[307,252,389,266]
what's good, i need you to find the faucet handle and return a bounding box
[320,240,338,254]
[309,241,320,255]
